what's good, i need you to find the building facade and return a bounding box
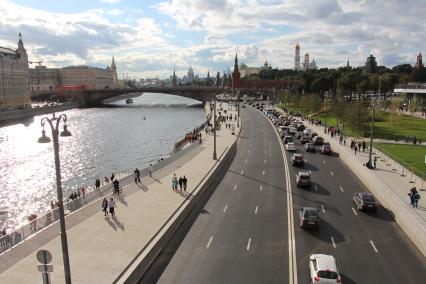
[187,65,194,83]
[58,65,115,89]
[232,53,241,89]
[364,54,377,73]
[0,33,31,109]
[294,43,301,71]
[414,53,423,69]
[29,65,59,91]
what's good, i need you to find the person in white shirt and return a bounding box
[109,198,117,217]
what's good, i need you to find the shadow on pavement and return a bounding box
[227,169,286,192]
[304,163,319,172]
[117,194,128,207]
[306,219,345,244]
[301,183,330,196]
[105,216,117,231]
[340,273,358,284]
[113,216,125,231]
[359,206,396,222]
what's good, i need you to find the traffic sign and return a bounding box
[36,250,52,264]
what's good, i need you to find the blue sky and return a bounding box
[0,0,424,79]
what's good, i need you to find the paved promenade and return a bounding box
[0,103,240,283]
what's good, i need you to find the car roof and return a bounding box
[356,192,374,197]
[298,171,310,176]
[310,254,337,271]
[302,207,317,211]
[294,153,303,156]
[287,142,295,145]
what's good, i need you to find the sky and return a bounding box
[0,0,424,79]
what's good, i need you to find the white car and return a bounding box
[309,254,342,284]
[304,128,312,135]
[286,142,297,151]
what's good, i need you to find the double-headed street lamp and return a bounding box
[212,97,217,160]
[236,89,240,128]
[367,98,377,169]
[38,113,72,284]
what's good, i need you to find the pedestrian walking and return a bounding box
[134,168,141,183]
[149,163,153,177]
[113,179,120,195]
[373,156,377,169]
[95,178,101,190]
[110,173,115,182]
[413,192,421,208]
[362,141,366,152]
[182,175,188,191]
[101,198,108,216]
[172,174,178,191]
[178,176,183,191]
[409,187,417,205]
[354,145,358,155]
[109,198,117,217]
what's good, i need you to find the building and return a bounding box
[187,65,194,83]
[232,53,241,89]
[59,65,115,89]
[0,33,30,109]
[364,54,377,73]
[111,57,118,87]
[294,43,301,71]
[172,69,177,86]
[29,65,59,91]
[302,52,318,71]
[414,53,423,69]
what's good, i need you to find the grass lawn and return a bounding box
[375,143,426,178]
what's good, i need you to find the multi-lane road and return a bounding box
[139,105,426,284]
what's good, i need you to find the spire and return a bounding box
[234,53,239,72]
[346,57,350,68]
[172,69,177,86]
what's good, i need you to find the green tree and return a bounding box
[347,101,369,137]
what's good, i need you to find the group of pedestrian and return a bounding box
[171,173,188,192]
[101,197,117,217]
[408,187,421,208]
[186,132,202,143]
[349,140,366,155]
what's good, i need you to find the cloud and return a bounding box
[100,0,122,3]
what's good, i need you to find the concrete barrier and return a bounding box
[116,128,241,284]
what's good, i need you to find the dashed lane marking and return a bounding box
[234,184,238,191]
[309,170,312,175]
[322,160,326,164]
[370,240,379,253]
[255,206,258,214]
[206,236,214,248]
[241,170,244,175]
[246,238,252,251]
[264,159,267,164]
[223,205,228,213]
[321,204,325,213]
[339,186,344,192]
[330,171,334,176]
[314,185,318,191]
[262,170,265,176]
[245,159,247,163]
[352,208,358,216]
[259,185,263,191]
[331,236,336,248]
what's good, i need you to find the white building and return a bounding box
[0,33,30,109]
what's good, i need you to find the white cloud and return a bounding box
[100,0,122,4]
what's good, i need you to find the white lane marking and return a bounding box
[255,206,258,214]
[234,184,238,191]
[264,150,267,154]
[264,159,267,164]
[259,185,263,191]
[314,184,318,191]
[309,170,312,175]
[370,240,379,253]
[248,150,251,154]
[330,171,334,176]
[322,160,326,164]
[241,169,244,175]
[245,159,247,163]
[223,205,228,213]
[246,238,252,251]
[262,170,265,176]
[352,208,358,216]
[339,186,344,192]
[250,143,252,147]
[331,236,336,248]
[321,204,325,213]
[206,236,214,248]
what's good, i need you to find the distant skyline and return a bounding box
[0,0,424,79]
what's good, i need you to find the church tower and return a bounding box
[294,43,301,71]
[414,53,423,69]
[111,57,118,88]
[172,69,177,86]
[16,32,28,66]
[232,53,241,89]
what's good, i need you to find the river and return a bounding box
[0,93,206,231]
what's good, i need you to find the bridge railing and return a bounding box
[395,83,426,89]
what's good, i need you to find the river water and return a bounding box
[0,93,206,231]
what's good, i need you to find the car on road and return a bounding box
[353,192,378,212]
[304,142,315,152]
[296,123,305,131]
[320,144,332,155]
[303,128,312,135]
[283,135,293,144]
[313,136,324,145]
[309,254,342,284]
[301,135,310,144]
[286,142,297,152]
[288,127,297,135]
[295,131,303,139]
[291,153,305,167]
[299,207,320,229]
[296,171,311,188]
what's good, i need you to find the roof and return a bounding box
[0,46,17,56]
[310,254,337,271]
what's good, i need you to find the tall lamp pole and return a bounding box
[324,95,328,133]
[368,98,376,168]
[213,98,217,160]
[38,113,72,284]
[237,89,240,128]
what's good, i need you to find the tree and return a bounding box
[389,96,402,140]
[347,101,369,137]
[392,64,413,74]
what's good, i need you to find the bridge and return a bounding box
[394,83,426,94]
[32,86,227,107]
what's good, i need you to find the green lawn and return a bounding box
[375,143,426,178]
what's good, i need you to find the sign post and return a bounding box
[36,250,53,284]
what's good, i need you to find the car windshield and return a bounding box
[295,155,303,160]
[318,270,338,279]
[362,195,376,203]
[300,175,310,180]
[304,211,318,219]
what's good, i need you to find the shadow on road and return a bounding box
[306,219,345,244]
[358,206,396,222]
[300,183,330,196]
[340,273,358,284]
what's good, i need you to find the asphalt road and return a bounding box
[285,118,426,284]
[140,105,290,284]
[139,105,426,284]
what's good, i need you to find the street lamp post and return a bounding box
[38,113,72,284]
[237,89,240,128]
[213,98,217,160]
[324,96,328,133]
[368,99,376,168]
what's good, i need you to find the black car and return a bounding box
[284,136,293,144]
[292,153,305,167]
[313,136,324,145]
[299,207,320,229]
[353,192,378,211]
[320,144,332,155]
[304,142,315,152]
[301,135,310,144]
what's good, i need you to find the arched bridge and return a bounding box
[33,86,226,107]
